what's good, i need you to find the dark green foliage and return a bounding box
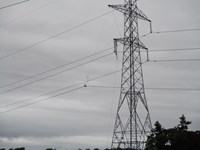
[5,148,25,150]
[145,115,200,150]
[15,148,25,150]
[105,147,139,150]
[177,114,192,131]
[46,148,56,150]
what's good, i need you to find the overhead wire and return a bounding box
[0,70,121,114]
[146,87,200,91]
[153,28,200,34]
[0,46,198,90]
[0,86,84,115]
[0,0,30,10]
[149,47,200,52]
[86,85,200,91]
[0,83,82,109]
[0,52,199,95]
[0,10,199,111]
[149,58,200,63]
[141,28,200,37]
[0,0,57,29]
[1,55,200,113]
[0,47,113,89]
[2,67,200,114]
[113,50,200,62]
[0,10,114,61]
[85,12,109,86]
[0,52,114,95]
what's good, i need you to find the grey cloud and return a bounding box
[0,0,200,149]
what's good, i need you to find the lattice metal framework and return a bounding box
[109,0,152,149]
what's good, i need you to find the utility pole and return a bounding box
[109,0,152,149]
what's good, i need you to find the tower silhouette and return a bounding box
[108,0,152,149]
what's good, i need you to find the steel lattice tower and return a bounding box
[108,0,152,149]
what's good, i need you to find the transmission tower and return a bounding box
[109,0,152,149]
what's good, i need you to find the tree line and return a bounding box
[145,114,200,150]
[1,115,199,150]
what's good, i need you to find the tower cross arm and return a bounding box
[135,6,151,22]
[108,4,126,14]
[136,40,148,50]
[136,40,150,61]
[113,38,126,58]
[108,4,151,23]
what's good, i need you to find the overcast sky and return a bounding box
[0,0,200,150]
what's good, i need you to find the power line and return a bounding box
[149,58,200,63]
[1,68,199,113]
[0,0,30,10]
[0,54,198,94]
[0,47,113,89]
[153,28,200,34]
[0,70,121,114]
[0,46,198,89]
[2,70,198,114]
[0,0,57,29]
[0,86,84,115]
[0,52,113,95]
[0,10,113,61]
[87,85,200,91]
[0,51,198,95]
[116,54,200,63]
[0,70,120,109]
[0,84,81,109]
[141,28,200,37]
[119,47,200,54]
[146,87,200,91]
[149,47,200,52]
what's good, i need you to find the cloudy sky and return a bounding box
[0,0,200,149]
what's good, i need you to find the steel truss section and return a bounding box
[109,0,152,149]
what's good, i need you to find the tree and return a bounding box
[145,115,200,150]
[15,148,25,150]
[46,148,54,150]
[152,121,164,133]
[177,114,191,131]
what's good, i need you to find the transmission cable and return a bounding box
[87,85,200,91]
[0,0,57,29]
[0,46,198,90]
[149,58,200,63]
[0,55,198,95]
[0,10,113,61]
[0,70,121,114]
[0,52,113,95]
[0,47,113,89]
[141,28,200,37]
[149,47,200,52]
[0,86,84,115]
[153,28,200,34]
[0,0,30,10]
